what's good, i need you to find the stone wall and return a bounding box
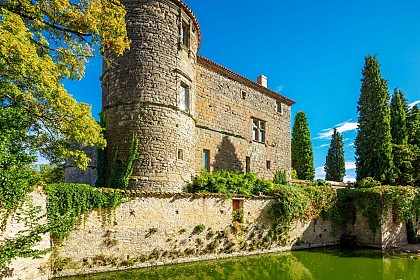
[195,62,292,180]
[102,0,199,191]
[0,190,411,279]
[50,194,409,278]
[65,144,98,187]
[0,187,51,280]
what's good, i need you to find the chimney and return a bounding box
[257,75,267,88]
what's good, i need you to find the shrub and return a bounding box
[356,177,381,188]
[273,169,288,185]
[189,171,274,196]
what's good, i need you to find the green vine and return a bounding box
[46,183,127,245]
[108,133,139,189]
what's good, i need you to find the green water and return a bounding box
[62,249,420,280]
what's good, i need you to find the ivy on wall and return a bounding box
[46,183,127,245]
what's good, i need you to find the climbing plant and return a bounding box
[46,183,127,245]
[108,133,139,189]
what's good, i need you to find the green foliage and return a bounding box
[407,105,420,187]
[232,209,244,223]
[268,185,336,244]
[324,129,345,182]
[355,177,381,188]
[291,111,315,181]
[192,224,205,234]
[355,56,394,184]
[407,105,420,146]
[392,144,414,186]
[109,133,139,189]
[273,169,288,185]
[390,89,409,145]
[96,112,107,188]
[189,171,274,196]
[37,163,65,184]
[46,183,126,244]
[291,169,298,180]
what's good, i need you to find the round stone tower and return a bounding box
[102,0,200,191]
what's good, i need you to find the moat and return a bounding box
[61,248,420,280]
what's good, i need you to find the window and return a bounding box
[179,84,190,112]
[241,91,247,99]
[275,101,283,114]
[203,149,210,171]
[177,149,184,160]
[245,156,250,173]
[252,118,266,143]
[181,21,190,47]
[232,199,244,211]
[266,160,271,170]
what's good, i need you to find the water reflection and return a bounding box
[62,249,420,280]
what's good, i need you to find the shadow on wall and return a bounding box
[213,136,244,172]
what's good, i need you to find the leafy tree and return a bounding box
[355,56,394,184]
[390,89,412,185]
[291,111,315,181]
[324,128,345,182]
[0,0,130,168]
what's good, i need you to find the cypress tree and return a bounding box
[407,105,420,146]
[390,88,408,145]
[407,105,420,186]
[355,56,394,183]
[390,89,412,185]
[291,111,315,181]
[324,129,345,182]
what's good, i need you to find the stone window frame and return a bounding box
[177,149,184,160]
[245,156,251,173]
[181,20,190,48]
[203,149,210,172]
[252,118,266,143]
[241,91,247,99]
[266,160,271,170]
[179,82,190,113]
[275,101,283,115]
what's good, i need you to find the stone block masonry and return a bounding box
[92,0,296,192]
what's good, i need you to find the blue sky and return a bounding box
[65,0,420,182]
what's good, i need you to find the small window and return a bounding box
[181,21,190,47]
[179,84,190,112]
[177,149,184,160]
[266,160,271,169]
[245,156,250,173]
[252,118,266,143]
[241,91,247,99]
[275,101,283,114]
[203,149,210,171]
[232,199,244,212]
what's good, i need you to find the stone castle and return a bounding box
[67,0,295,192]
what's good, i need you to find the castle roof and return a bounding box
[197,56,296,106]
[170,0,202,50]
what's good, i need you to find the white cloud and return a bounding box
[316,119,359,139]
[315,166,326,179]
[408,100,420,109]
[348,143,354,147]
[345,161,356,170]
[315,143,329,148]
[275,85,285,93]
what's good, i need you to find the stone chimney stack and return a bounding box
[257,75,267,88]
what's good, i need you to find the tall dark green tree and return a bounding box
[291,111,315,181]
[390,89,408,145]
[407,105,420,146]
[390,89,412,185]
[407,105,420,186]
[324,129,345,182]
[355,56,394,183]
